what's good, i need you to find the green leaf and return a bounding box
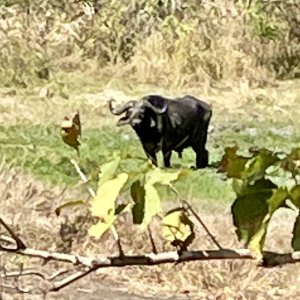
[55,200,86,216]
[219,146,249,178]
[244,148,280,182]
[162,208,195,250]
[131,180,146,224]
[98,157,121,188]
[290,185,300,208]
[292,213,300,251]
[231,179,288,258]
[143,182,161,227]
[145,167,183,186]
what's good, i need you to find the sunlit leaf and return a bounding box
[88,172,128,239]
[98,157,121,187]
[91,172,128,218]
[143,182,161,227]
[218,146,249,178]
[55,200,86,216]
[162,208,195,250]
[88,216,115,239]
[60,111,81,154]
[292,213,300,251]
[146,167,183,186]
[131,180,145,224]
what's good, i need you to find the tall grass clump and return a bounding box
[0,0,299,90]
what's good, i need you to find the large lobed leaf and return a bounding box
[231,178,289,258]
[130,167,186,228]
[219,146,281,182]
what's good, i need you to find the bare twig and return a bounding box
[69,159,124,257]
[183,200,223,250]
[147,225,158,254]
[50,268,95,292]
[0,217,26,250]
[70,159,95,198]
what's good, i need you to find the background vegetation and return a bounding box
[0,0,300,299]
[0,0,299,90]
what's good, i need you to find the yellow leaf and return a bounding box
[88,216,116,239]
[60,111,81,154]
[90,172,128,219]
[162,208,195,250]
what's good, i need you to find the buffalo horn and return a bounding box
[108,99,134,115]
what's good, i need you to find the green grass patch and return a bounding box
[1,120,298,203]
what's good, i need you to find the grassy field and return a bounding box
[0,78,299,204]
[0,73,299,299]
[1,1,300,298]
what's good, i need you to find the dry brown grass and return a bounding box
[0,165,299,299]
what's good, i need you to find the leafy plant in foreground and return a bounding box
[219,146,300,258]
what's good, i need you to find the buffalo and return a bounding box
[108,94,212,169]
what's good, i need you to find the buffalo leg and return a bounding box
[144,149,158,166]
[162,150,172,168]
[196,149,209,168]
[193,130,209,169]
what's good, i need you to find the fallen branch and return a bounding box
[1,235,300,268]
[1,233,300,292]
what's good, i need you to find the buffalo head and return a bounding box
[108,97,167,127]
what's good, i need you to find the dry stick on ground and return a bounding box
[69,158,124,256]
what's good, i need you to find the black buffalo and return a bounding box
[108,95,212,169]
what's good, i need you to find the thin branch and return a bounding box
[0,269,46,280]
[1,238,300,268]
[0,283,31,294]
[183,200,223,250]
[167,185,223,250]
[70,159,124,257]
[0,217,26,250]
[70,159,95,198]
[50,268,95,292]
[147,225,158,254]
